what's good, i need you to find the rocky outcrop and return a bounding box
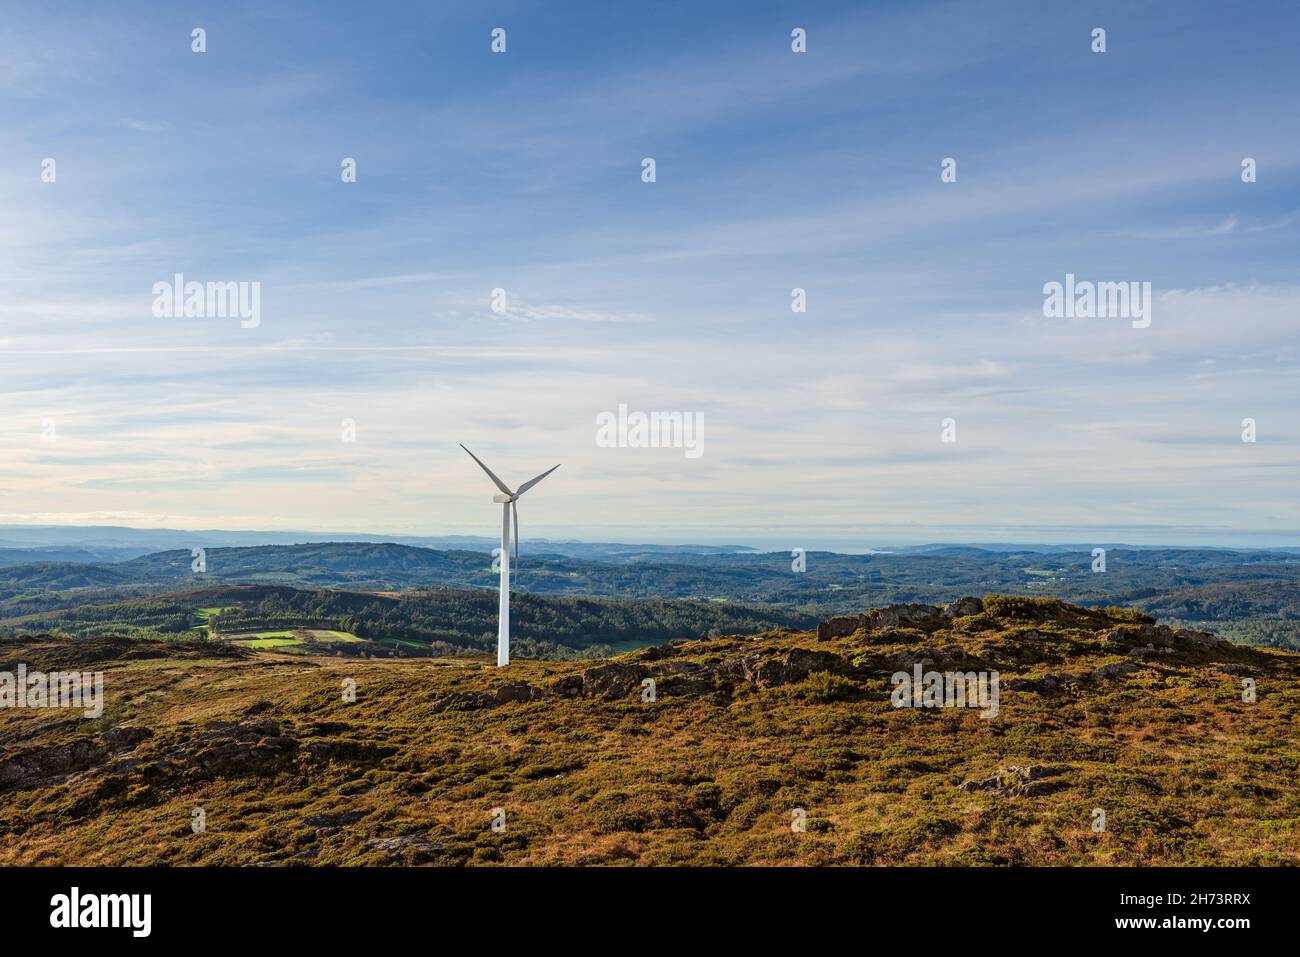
[943,597,984,618]
[430,645,854,712]
[959,764,1065,797]
[1101,622,1233,653]
[187,720,299,773]
[1094,661,1141,680]
[817,616,864,641]
[417,600,1254,716]
[1216,662,1252,675]
[1,716,404,793]
[0,737,108,790]
[816,603,961,640]
[747,648,847,684]
[863,604,943,630]
[581,663,650,699]
[1174,627,1232,649]
[430,682,551,712]
[304,809,367,838]
[1009,671,1086,693]
[102,725,152,752]
[1126,643,1175,659]
[883,644,982,672]
[0,717,319,791]
[367,833,442,863]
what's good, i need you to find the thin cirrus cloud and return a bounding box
[0,1,1296,546]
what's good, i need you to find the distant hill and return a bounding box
[0,547,141,567]
[0,562,131,591]
[2,541,1300,648]
[0,525,752,559]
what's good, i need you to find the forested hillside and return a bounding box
[1,542,1298,651]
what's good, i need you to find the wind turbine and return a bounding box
[460,444,560,667]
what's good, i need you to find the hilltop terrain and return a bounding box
[1,596,1296,866]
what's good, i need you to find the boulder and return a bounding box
[581,662,647,699]
[637,643,678,661]
[863,604,942,629]
[958,764,1064,797]
[304,810,367,829]
[1215,662,1252,675]
[816,616,864,641]
[190,741,261,773]
[548,674,584,698]
[0,738,108,789]
[884,645,974,672]
[102,725,152,752]
[367,833,442,863]
[1125,644,1172,659]
[751,648,846,685]
[1175,628,1231,649]
[943,597,984,618]
[493,683,535,704]
[1094,661,1141,680]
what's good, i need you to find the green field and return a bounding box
[237,631,303,648]
[226,628,362,650]
[377,637,425,650]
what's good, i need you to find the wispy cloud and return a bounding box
[0,0,1297,545]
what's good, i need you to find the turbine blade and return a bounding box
[459,444,514,497]
[512,500,520,571]
[515,463,560,497]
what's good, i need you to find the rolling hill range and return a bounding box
[1,596,1295,866]
[1,541,1298,651]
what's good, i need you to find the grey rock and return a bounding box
[304,810,366,828]
[581,663,648,699]
[367,833,442,862]
[750,648,847,685]
[1126,644,1172,659]
[1175,628,1232,649]
[959,764,1065,797]
[0,738,108,790]
[102,725,152,752]
[1094,661,1141,680]
[816,616,864,641]
[943,597,985,618]
[863,604,942,629]
[1215,662,1252,675]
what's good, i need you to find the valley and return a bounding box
[0,541,1297,656]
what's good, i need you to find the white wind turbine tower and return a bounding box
[460,444,560,667]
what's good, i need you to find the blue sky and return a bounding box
[1,0,1298,548]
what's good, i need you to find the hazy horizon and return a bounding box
[1,519,1297,553]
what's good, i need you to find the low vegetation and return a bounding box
[2,596,1296,866]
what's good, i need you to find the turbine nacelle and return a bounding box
[492,493,515,503]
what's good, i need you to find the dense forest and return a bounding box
[0,584,813,658]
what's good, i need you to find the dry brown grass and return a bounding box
[1,602,1298,866]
